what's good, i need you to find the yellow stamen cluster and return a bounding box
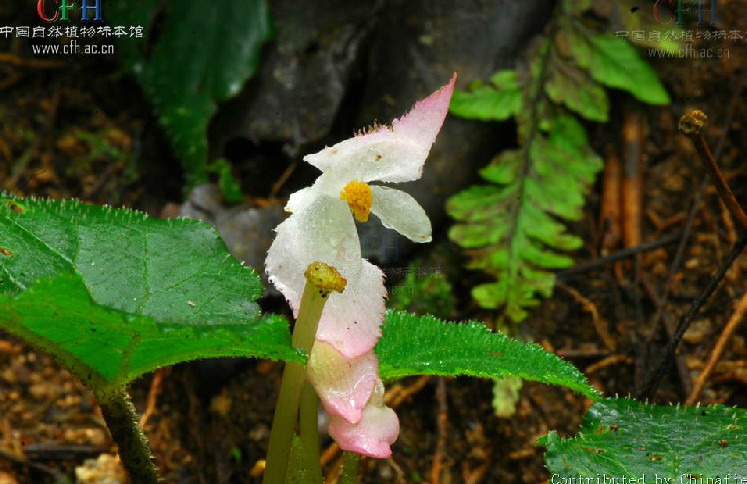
[340,181,373,222]
[304,262,347,297]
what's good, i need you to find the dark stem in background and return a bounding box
[679,111,747,230]
[559,231,682,278]
[636,233,747,399]
[96,387,159,484]
[637,110,747,400]
[645,79,744,346]
[0,448,67,483]
[643,181,705,346]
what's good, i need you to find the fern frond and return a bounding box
[447,1,669,322]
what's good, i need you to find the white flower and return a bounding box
[266,74,456,457]
[266,74,456,359]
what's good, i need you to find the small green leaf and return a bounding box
[492,376,523,418]
[387,263,455,319]
[542,398,747,479]
[617,0,686,54]
[450,71,523,121]
[0,195,300,390]
[376,311,600,398]
[545,54,609,122]
[209,159,244,204]
[569,28,670,105]
[109,0,273,187]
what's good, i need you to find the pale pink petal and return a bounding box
[328,380,399,458]
[315,259,386,358]
[266,194,361,317]
[303,74,456,185]
[307,343,378,424]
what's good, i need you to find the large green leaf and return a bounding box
[376,311,600,399]
[541,398,747,480]
[109,0,272,187]
[0,195,300,390]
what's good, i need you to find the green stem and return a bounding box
[300,382,323,483]
[340,451,360,484]
[263,281,328,484]
[96,387,158,484]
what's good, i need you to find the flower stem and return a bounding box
[340,451,360,484]
[300,382,323,483]
[96,387,158,484]
[264,262,345,484]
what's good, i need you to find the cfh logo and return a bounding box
[653,0,716,26]
[37,0,103,23]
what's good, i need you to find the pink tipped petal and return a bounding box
[303,75,456,185]
[307,343,379,424]
[328,381,399,458]
[392,73,457,150]
[315,259,386,358]
[266,194,361,316]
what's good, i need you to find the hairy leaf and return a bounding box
[541,398,747,479]
[0,195,300,390]
[376,311,599,398]
[109,0,272,187]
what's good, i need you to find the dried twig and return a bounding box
[0,447,66,482]
[140,368,168,429]
[686,289,747,405]
[585,354,632,375]
[558,283,616,351]
[269,161,298,198]
[645,80,743,353]
[559,231,682,277]
[600,146,622,252]
[622,109,645,249]
[430,377,448,484]
[637,109,747,400]
[640,274,693,396]
[637,232,747,399]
